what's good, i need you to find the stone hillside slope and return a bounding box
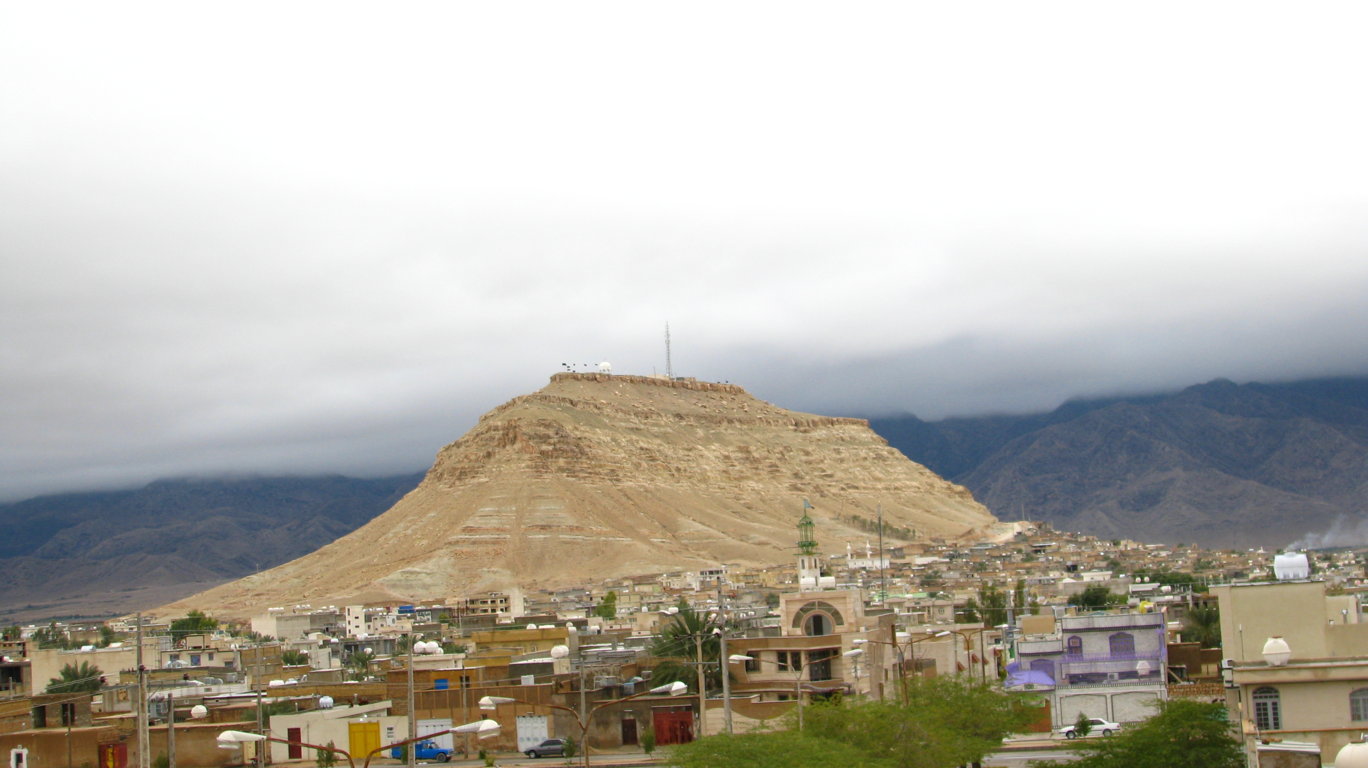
[872,376,1368,549]
[166,374,995,619]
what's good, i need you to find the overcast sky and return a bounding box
[3,2,1367,502]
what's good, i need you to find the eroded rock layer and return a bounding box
[167,374,995,618]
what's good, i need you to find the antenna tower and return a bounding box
[664,322,673,380]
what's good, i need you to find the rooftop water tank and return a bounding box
[1274,553,1310,580]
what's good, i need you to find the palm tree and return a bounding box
[649,605,722,693]
[48,661,104,694]
[1183,607,1222,648]
[346,650,376,681]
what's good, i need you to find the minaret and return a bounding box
[797,499,822,590]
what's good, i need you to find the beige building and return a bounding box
[1213,577,1368,763]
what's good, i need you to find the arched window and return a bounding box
[1351,688,1368,721]
[1253,687,1282,731]
[803,612,832,637]
[1029,659,1055,684]
[1109,632,1135,657]
[1066,636,1083,656]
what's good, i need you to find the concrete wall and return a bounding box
[1213,581,1331,663]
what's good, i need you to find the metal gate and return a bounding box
[652,706,694,745]
[418,718,454,750]
[516,714,549,753]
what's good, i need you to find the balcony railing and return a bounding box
[1061,614,1166,632]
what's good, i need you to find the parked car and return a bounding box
[1058,718,1121,738]
[525,738,567,758]
[389,740,453,762]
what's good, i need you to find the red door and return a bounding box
[652,708,694,745]
[99,743,128,768]
[288,728,303,759]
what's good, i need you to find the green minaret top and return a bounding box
[797,498,818,555]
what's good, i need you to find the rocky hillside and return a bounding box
[0,474,422,622]
[166,373,996,619]
[871,377,1368,549]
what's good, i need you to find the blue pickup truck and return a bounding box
[389,740,453,762]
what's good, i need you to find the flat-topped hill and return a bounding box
[164,374,995,618]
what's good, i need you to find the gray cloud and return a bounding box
[3,3,1368,501]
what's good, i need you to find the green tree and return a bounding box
[315,743,337,768]
[640,728,656,755]
[1033,700,1242,768]
[650,605,721,693]
[35,622,73,649]
[1072,711,1094,738]
[594,591,618,620]
[252,700,298,726]
[281,649,309,666]
[801,676,1035,768]
[975,584,1008,626]
[98,624,117,647]
[1069,585,1119,610]
[346,649,376,680]
[1014,579,1030,616]
[1182,606,1222,648]
[47,661,104,693]
[169,610,218,640]
[666,730,891,768]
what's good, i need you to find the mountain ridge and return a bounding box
[870,376,1368,548]
[161,373,995,619]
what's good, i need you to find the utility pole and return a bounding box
[135,614,149,768]
[406,635,416,768]
[693,632,705,739]
[717,579,733,735]
[166,693,176,768]
[877,505,887,605]
[254,644,265,768]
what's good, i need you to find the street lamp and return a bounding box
[944,628,994,683]
[843,648,865,697]
[900,630,951,681]
[406,636,442,768]
[217,720,499,768]
[480,680,686,768]
[727,654,812,731]
[657,606,717,739]
[853,631,912,704]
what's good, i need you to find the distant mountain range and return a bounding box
[0,474,422,623]
[869,377,1368,550]
[4,375,1365,623]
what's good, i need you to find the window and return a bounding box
[743,656,759,673]
[1108,633,1135,657]
[1351,688,1368,721]
[1253,687,1282,731]
[804,613,832,636]
[1029,659,1055,684]
[1066,636,1083,656]
[777,651,803,672]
